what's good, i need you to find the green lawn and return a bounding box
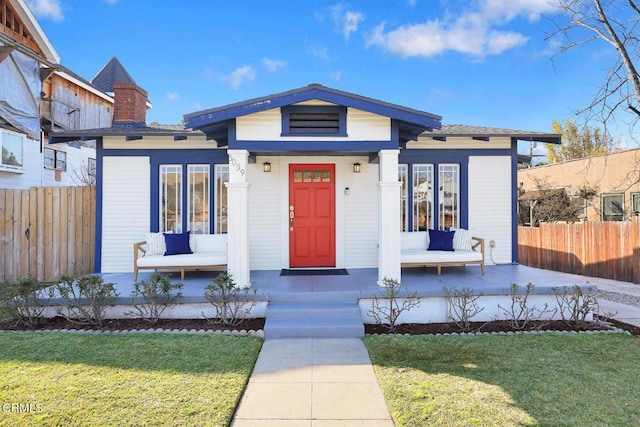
[365,333,640,426]
[0,332,262,426]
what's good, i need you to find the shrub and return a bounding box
[497,283,557,330]
[202,272,257,326]
[553,285,599,329]
[126,273,183,324]
[55,275,119,326]
[443,286,485,332]
[1,278,54,329]
[368,276,420,333]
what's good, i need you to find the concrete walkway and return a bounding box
[231,338,394,426]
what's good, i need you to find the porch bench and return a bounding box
[134,233,227,281]
[401,231,485,275]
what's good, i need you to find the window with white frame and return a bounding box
[159,164,228,234]
[601,193,624,221]
[439,164,460,229]
[1,129,24,169]
[44,147,67,171]
[399,165,408,231]
[160,165,183,233]
[412,164,434,231]
[188,165,210,234]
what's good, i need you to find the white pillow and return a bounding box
[451,228,473,251]
[145,232,166,256]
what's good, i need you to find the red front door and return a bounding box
[289,164,335,267]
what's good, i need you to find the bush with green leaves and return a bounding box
[55,275,119,326]
[443,286,485,332]
[368,276,421,333]
[1,278,54,329]
[126,273,183,324]
[202,271,257,326]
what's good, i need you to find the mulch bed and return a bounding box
[1,317,635,335]
[0,316,266,332]
[365,319,629,335]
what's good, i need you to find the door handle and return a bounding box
[289,205,294,231]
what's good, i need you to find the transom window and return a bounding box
[281,106,347,136]
[399,163,461,231]
[160,164,229,234]
[1,129,24,170]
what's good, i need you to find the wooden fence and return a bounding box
[0,186,95,284]
[518,218,640,283]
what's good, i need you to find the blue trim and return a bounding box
[184,84,442,131]
[229,140,398,152]
[281,105,347,137]
[94,139,104,272]
[511,139,519,263]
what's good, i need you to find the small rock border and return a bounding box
[367,326,629,337]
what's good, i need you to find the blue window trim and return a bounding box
[94,148,228,272]
[149,151,229,233]
[281,105,347,137]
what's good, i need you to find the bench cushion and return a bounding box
[401,249,483,264]
[137,252,227,268]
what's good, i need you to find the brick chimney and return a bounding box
[112,82,148,127]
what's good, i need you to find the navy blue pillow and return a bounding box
[163,232,192,256]
[428,229,455,251]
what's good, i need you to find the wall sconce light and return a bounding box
[353,163,361,173]
[263,162,271,173]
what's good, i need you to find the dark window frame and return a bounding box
[44,147,67,171]
[601,193,624,221]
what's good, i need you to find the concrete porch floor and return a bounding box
[100,264,598,305]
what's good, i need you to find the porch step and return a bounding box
[264,292,363,339]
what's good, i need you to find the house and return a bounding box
[51,83,560,287]
[518,148,640,222]
[0,0,113,189]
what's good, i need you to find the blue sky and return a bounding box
[27,0,631,147]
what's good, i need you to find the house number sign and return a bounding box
[228,155,245,176]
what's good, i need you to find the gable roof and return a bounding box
[1,0,59,64]
[91,57,137,94]
[184,84,443,145]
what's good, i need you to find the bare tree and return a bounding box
[548,1,640,131]
[72,159,96,186]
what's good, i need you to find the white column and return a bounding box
[226,150,251,288]
[378,149,401,286]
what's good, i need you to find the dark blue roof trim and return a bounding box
[229,140,398,152]
[184,84,442,132]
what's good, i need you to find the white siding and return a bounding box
[101,156,150,272]
[236,106,390,141]
[0,135,97,189]
[0,136,41,189]
[343,157,379,267]
[468,156,513,264]
[248,157,282,269]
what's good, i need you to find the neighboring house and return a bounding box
[0,0,113,189]
[51,83,560,286]
[518,148,640,222]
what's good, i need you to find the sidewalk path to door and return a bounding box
[231,338,394,426]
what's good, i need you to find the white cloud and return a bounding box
[312,47,330,60]
[26,0,64,22]
[366,0,556,58]
[331,4,364,40]
[166,92,180,101]
[330,70,343,81]
[262,58,286,72]
[225,66,256,89]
